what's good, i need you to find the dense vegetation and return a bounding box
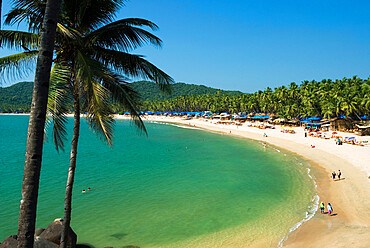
[0,81,241,111]
[142,76,370,119]
[0,82,33,112]
[131,81,242,100]
[2,77,369,119]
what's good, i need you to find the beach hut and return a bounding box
[330,117,353,131]
[355,124,370,136]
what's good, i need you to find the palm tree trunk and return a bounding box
[17,1,61,247]
[0,0,2,29]
[60,85,80,248]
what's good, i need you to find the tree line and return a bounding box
[140,76,370,119]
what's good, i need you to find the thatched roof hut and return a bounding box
[330,117,353,131]
[355,124,370,136]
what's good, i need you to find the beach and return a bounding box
[123,115,370,248]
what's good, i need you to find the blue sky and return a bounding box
[1,0,370,92]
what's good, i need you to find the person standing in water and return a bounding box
[327,203,333,215]
[320,202,325,214]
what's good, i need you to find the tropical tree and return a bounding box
[0,0,62,247]
[2,0,173,247]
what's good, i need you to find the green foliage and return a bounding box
[141,76,370,119]
[0,81,33,112]
[130,81,243,100]
[2,77,370,120]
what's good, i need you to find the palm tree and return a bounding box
[3,0,173,246]
[2,0,62,247]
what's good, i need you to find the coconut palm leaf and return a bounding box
[85,81,115,145]
[100,72,147,134]
[0,30,39,49]
[63,0,125,31]
[93,48,173,93]
[86,18,161,51]
[0,50,38,81]
[48,63,73,151]
[5,7,44,32]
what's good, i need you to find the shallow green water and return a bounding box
[0,116,316,247]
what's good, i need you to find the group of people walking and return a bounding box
[320,202,333,215]
[320,169,342,216]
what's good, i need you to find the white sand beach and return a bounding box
[118,115,370,248]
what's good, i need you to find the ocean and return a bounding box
[0,115,317,247]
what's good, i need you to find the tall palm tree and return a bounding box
[3,0,62,247]
[2,0,173,246]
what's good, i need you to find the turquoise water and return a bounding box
[0,116,316,247]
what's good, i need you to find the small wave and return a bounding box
[277,167,319,247]
[149,121,200,130]
[272,147,281,152]
[171,124,201,130]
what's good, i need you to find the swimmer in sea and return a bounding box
[82,189,86,193]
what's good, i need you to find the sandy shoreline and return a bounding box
[4,113,369,247]
[126,115,370,248]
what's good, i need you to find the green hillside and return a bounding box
[0,82,33,112]
[131,81,242,100]
[0,81,242,112]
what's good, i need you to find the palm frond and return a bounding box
[74,50,117,144]
[0,50,38,82]
[63,0,125,31]
[86,81,115,145]
[56,23,81,40]
[93,48,173,94]
[5,8,44,32]
[48,63,73,152]
[100,72,147,134]
[86,18,162,52]
[0,30,40,50]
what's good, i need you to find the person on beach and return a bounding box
[320,202,325,213]
[327,203,333,215]
[338,170,341,180]
[332,171,336,180]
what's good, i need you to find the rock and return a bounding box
[35,228,45,237]
[34,237,58,248]
[39,218,77,248]
[0,235,18,248]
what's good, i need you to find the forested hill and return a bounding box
[130,81,243,100]
[0,82,34,112]
[0,81,242,112]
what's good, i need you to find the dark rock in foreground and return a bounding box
[39,218,77,248]
[34,237,59,248]
[35,228,45,237]
[0,235,17,248]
